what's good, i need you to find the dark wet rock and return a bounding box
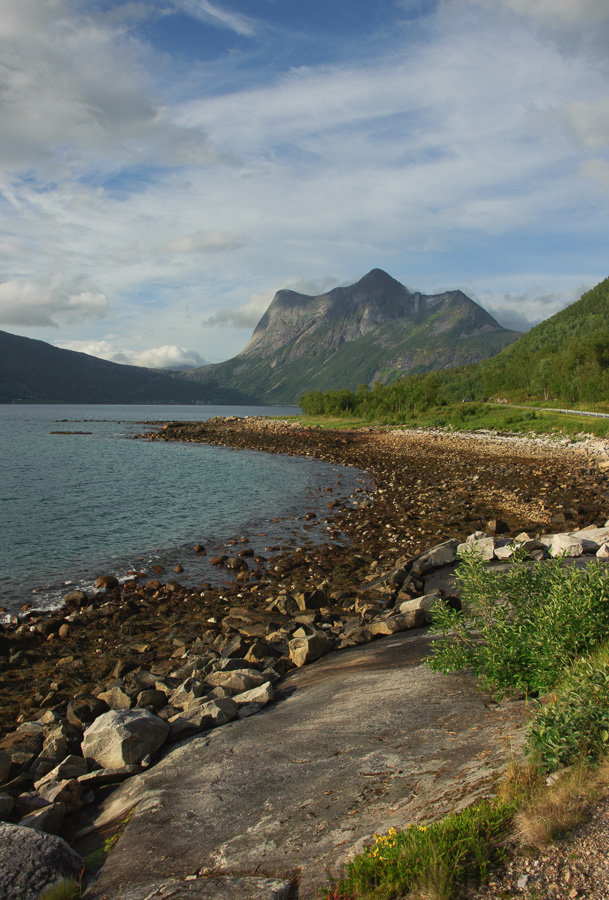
[0,822,84,899]
[64,589,88,607]
[95,575,119,591]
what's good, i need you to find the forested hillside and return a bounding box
[300,277,609,419]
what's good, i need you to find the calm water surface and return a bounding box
[0,405,364,617]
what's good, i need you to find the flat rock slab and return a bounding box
[84,630,527,900]
[97,875,293,899]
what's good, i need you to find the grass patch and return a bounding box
[323,800,515,900]
[38,879,81,900]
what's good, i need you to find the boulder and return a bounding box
[205,669,266,694]
[294,589,327,611]
[168,698,238,740]
[486,518,510,535]
[0,792,14,821]
[95,575,119,591]
[169,678,205,709]
[457,537,495,561]
[82,709,170,769]
[66,692,109,728]
[412,539,460,575]
[19,802,66,835]
[31,725,70,777]
[550,534,584,558]
[0,750,11,784]
[398,592,444,623]
[367,609,425,636]
[136,689,168,711]
[232,682,275,711]
[0,822,84,899]
[78,765,140,788]
[0,727,44,772]
[597,543,609,559]
[288,631,332,668]
[98,686,133,711]
[35,755,88,790]
[37,778,84,814]
[64,589,87,607]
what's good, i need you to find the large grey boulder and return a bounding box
[82,709,169,769]
[0,822,84,899]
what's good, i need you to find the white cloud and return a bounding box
[166,230,247,254]
[0,280,109,327]
[477,284,591,332]
[172,0,258,36]
[581,158,609,187]
[473,0,609,28]
[556,99,609,149]
[55,339,206,369]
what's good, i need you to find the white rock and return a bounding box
[82,709,169,769]
[457,537,495,561]
[550,533,584,558]
[597,543,609,558]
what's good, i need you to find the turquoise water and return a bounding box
[0,405,362,616]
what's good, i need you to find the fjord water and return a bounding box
[0,405,361,617]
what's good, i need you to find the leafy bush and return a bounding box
[527,656,609,772]
[428,549,609,697]
[323,800,514,900]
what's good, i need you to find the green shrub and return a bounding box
[527,656,609,772]
[428,549,609,697]
[324,799,514,900]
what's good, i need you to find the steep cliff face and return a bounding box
[184,269,520,403]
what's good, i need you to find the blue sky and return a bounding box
[0,0,608,368]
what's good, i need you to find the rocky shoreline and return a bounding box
[2,417,609,896]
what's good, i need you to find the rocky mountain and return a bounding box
[0,330,248,404]
[184,269,520,403]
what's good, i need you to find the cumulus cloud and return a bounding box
[0,280,109,327]
[0,0,221,179]
[55,339,206,369]
[202,276,339,328]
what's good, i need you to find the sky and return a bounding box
[1,0,608,368]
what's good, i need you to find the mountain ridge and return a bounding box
[184,269,520,403]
